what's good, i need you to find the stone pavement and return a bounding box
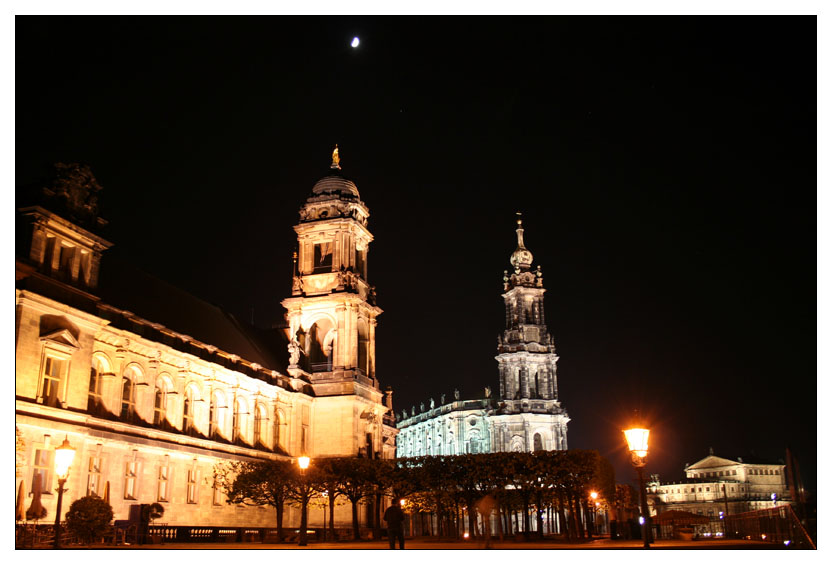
[94,538,786,550]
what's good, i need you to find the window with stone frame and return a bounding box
[121,375,136,419]
[212,479,224,506]
[32,448,53,494]
[157,459,170,502]
[88,357,106,409]
[41,355,67,408]
[183,389,194,433]
[232,398,245,442]
[124,459,138,500]
[186,467,199,504]
[153,384,167,425]
[87,455,102,496]
[313,241,333,273]
[253,404,266,447]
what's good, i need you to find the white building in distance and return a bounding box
[649,451,791,517]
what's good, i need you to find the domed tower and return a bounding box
[493,213,569,451]
[281,147,383,397]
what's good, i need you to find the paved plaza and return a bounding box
[86,538,785,550]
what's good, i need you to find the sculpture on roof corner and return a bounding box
[332,144,340,168]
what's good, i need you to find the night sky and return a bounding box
[15,17,816,490]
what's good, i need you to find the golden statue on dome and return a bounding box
[332,144,340,168]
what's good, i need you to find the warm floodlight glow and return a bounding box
[54,436,76,480]
[400,499,406,507]
[590,491,598,500]
[624,427,650,457]
[351,37,360,48]
[298,456,310,470]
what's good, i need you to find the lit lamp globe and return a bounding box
[52,436,76,549]
[624,427,650,464]
[298,456,310,470]
[55,436,76,480]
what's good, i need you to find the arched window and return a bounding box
[120,368,139,419]
[357,320,369,375]
[89,354,109,409]
[210,391,224,438]
[233,397,247,442]
[533,433,543,451]
[153,384,166,425]
[253,404,266,447]
[183,388,194,433]
[274,408,284,451]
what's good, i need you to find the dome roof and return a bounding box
[311,171,360,198]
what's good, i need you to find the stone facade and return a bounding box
[15,154,396,528]
[396,215,570,456]
[649,453,791,517]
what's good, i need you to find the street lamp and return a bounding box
[297,456,310,546]
[53,436,76,549]
[771,493,777,508]
[589,491,598,536]
[624,426,652,549]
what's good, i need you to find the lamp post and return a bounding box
[624,426,652,549]
[53,436,76,549]
[321,490,328,542]
[297,456,310,547]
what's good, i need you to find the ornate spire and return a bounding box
[331,144,341,169]
[510,212,533,272]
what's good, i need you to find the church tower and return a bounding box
[494,213,569,449]
[281,146,383,398]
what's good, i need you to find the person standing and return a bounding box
[383,500,405,549]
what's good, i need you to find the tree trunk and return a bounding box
[351,499,361,540]
[373,492,382,540]
[275,499,284,542]
[467,503,476,539]
[572,491,584,539]
[556,490,568,540]
[522,493,531,537]
[536,492,545,539]
[329,496,336,541]
[496,497,504,541]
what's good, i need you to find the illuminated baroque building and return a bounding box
[15,154,396,528]
[395,216,570,456]
[648,451,791,517]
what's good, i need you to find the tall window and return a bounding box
[186,468,199,504]
[153,384,167,425]
[88,357,105,409]
[42,356,66,407]
[121,377,135,419]
[32,449,53,494]
[58,244,75,278]
[212,480,224,506]
[209,394,220,437]
[313,241,333,273]
[183,389,194,433]
[87,455,102,496]
[124,459,138,500]
[357,321,369,374]
[533,433,543,451]
[232,399,242,442]
[253,405,265,447]
[157,460,169,502]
